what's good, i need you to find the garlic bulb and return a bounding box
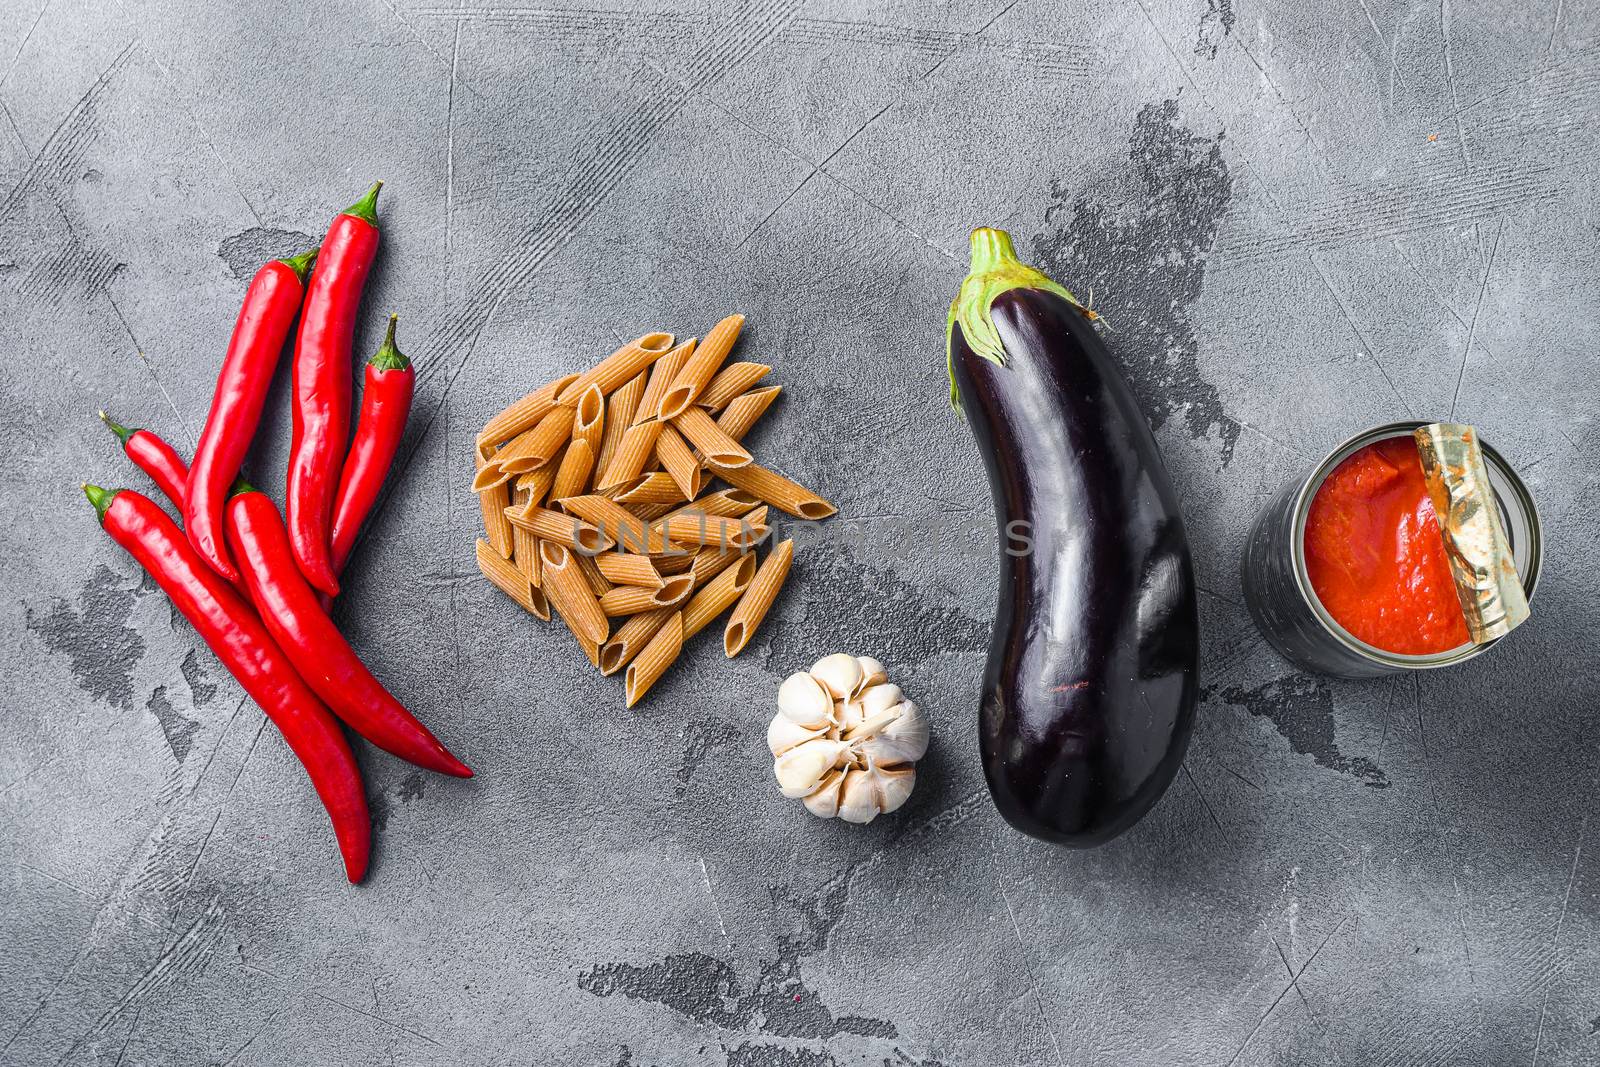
[768,655,929,824]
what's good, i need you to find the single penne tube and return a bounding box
[715,385,782,442]
[654,552,696,575]
[625,611,685,708]
[599,607,674,676]
[682,553,758,640]
[557,494,664,552]
[663,489,762,522]
[514,460,560,513]
[571,382,605,455]
[609,471,689,506]
[658,314,743,419]
[707,461,836,519]
[629,502,676,521]
[477,372,580,449]
[595,552,665,589]
[597,421,663,491]
[694,362,771,412]
[503,505,614,553]
[724,538,794,656]
[661,511,758,549]
[634,338,695,426]
[475,445,514,557]
[687,545,746,586]
[477,538,535,613]
[528,585,552,621]
[550,438,597,503]
[595,370,648,477]
[539,541,610,646]
[492,405,577,478]
[556,331,675,405]
[512,526,541,586]
[574,550,613,597]
[598,574,693,616]
[738,505,772,549]
[655,423,704,501]
[672,405,752,468]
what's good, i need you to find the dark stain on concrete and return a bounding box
[397,771,426,803]
[1195,0,1236,59]
[763,539,988,671]
[726,1045,837,1067]
[145,685,199,762]
[1215,675,1389,787]
[181,649,216,708]
[217,228,317,282]
[678,718,740,786]
[370,772,427,834]
[27,565,148,711]
[581,875,901,1044]
[1032,98,1240,464]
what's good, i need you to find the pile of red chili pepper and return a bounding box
[85,184,471,884]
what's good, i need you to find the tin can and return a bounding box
[1241,421,1543,678]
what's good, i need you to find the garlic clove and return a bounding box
[811,654,863,700]
[802,768,847,819]
[774,738,848,798]
[856,700,930,765]
[778,671,834,728]
[768,714,826,757]
[874,762,917,816]
[836,759,916,824]
[856,656,888,691]
[851,683,904,719]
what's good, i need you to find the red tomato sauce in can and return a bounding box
[1302,437,1470,655]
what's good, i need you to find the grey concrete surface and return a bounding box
[2,0,1597,1063]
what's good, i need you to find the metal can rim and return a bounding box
[1287,420,1544,670]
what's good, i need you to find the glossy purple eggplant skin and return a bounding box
[954,286,1199,847]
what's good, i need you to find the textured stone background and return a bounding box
[2,0,1598,1063]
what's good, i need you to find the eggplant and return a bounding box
[947,228,1199,847]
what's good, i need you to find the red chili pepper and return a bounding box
[82,484,370,882]
[99,411,188,509]
[329,313,414,578]
[287,182,383,598]
[225,483,472,778]
[184,248,319,584]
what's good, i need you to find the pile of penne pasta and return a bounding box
[473,315,836,706]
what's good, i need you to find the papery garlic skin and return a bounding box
[769,656,928,824]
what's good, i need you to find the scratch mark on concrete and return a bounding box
[697,855,731,949]
[0,0,52,92]
[1439,0,1472,168]
[991,861,1066,1066]
[1450,218,1503,419]
[1307,252,1413,416]
[1183,760,1225,831]
[1225,917,1346,1065]
[1532,806,1590,1066]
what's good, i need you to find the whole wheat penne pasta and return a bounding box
[663,489,761,522]
[514,459,560,513]
[672,405,752,468]
[629,502,676,521]
[715,386,782,442]
[595,553,664,589]
[634,338,695,427]
[575,550,613,596]
[600,608,674,676]
[599,574,693,616]
[539,541,610,646]
[477,538,536,613]
[695,362,771,412]
[654,552,696,576]
[512,526,541,586]
[477,372,580,449]
[655,423,703,500]
[571,382,605,452]
[490,405,577,480]
[609,471,689,506]
[528,585,552,621]
[595,370,647,477]
[558,494,663,552]
[688,545,746,586]
[475,445,515,557]
[658,314,743,419]
[551,439,596,503]
[738,506,771,550]
[597,421,663,491]
[682,554,758,639]
[625,611,685,708]
[504,505,614,553]
[556,331,675,405]
[724,539,794,656]
[662,512,757,549]
[708,461,836,519]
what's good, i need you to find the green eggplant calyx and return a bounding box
[345,180,383,227]
[368,313,411,371]
[82,483,116,522]
[945,227,1079,411]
